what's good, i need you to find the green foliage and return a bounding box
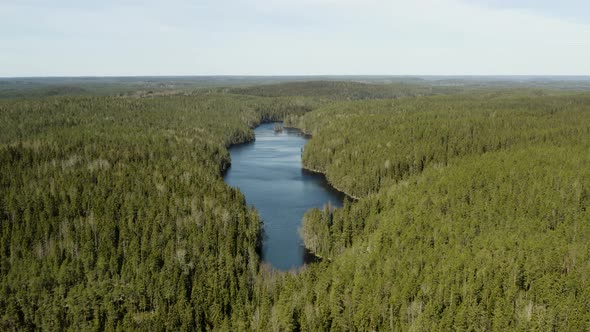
[282,145,590,331]
[276,91,590,330]
[2,82,590,331]
[289,94,590,198]
[0,94,310,330]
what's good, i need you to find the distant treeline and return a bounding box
[4,76,589,100]
[229,80,463,100]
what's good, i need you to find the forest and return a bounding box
[1,79,590,331]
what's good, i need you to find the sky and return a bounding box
[1,0,589,76]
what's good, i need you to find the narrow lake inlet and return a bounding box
[224,123,345,270]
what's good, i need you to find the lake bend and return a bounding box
[224,123,345,270]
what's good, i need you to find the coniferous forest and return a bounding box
[1,80,590,331]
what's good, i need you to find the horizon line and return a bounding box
[2,74,590,79]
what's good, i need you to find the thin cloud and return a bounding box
[0,0,589,76]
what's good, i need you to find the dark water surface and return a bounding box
[224,123,344,270]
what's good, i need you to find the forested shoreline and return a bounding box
[0,93,314,330]
[300,166,360,201]
[289,91,590,330]
[2,82,590,330]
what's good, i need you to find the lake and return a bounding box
[224,123,345,270]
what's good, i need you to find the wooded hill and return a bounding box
[229,80,463,100]
[1,83,589,330]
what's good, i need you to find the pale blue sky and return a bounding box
[1,0,589,76]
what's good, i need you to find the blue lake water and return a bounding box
[224,123,344,270]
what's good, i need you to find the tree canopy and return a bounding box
[1,84,590,331]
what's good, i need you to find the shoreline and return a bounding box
[224,120,361,200]
[221,120,280,176]
[284,124,360,200]
[223,119,360,267]
[283,125,312,137]
[301,165,360,201]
